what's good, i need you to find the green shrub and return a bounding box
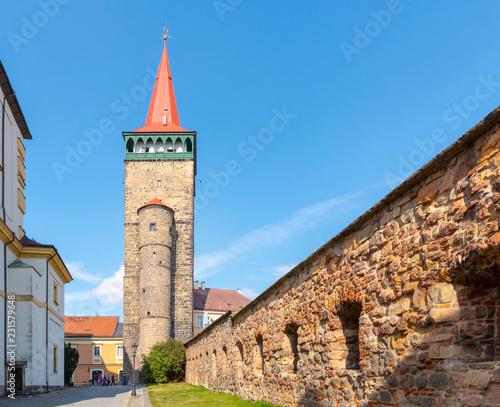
[64,342,79,385]
[142,338,186,383]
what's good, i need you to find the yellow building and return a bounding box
[65,316,123,385]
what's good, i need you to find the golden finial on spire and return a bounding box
[163,26,171,41]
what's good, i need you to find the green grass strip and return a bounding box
[147,383,281,407]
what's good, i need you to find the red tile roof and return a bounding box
[132,122,191,133]
[132,41,189,133]
[65,316,120,337]
[140,197,168,209]
[193,288,252,312]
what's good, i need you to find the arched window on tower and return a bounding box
[185,138,193,153]
[155,139,164,153]
[135,139,144,153]
[126,139,134,153]
[146,138,154,153]
[165,138,173,153]
[175,138,183,153]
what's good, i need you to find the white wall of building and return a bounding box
[0,95,25,240]
[1,62,71,395]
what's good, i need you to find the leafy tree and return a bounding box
[64,342,79,385]
[142,338,186,383]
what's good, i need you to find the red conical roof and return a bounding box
[133,40,189,133]
[143,197,168,208]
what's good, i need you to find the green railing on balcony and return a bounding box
[125,151,194,159]
[123,133,195,160]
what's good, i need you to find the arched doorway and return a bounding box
[90,369,103,386]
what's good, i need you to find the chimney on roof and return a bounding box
[236,288,241,294]
[193,280,199,290]
[201,281,205,291]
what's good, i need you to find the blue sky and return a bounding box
[1,1,500,319]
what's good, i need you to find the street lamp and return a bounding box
[131,343,138,397]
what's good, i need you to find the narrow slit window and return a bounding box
[53,282,58,305]
[236,341,244,377]
[53,345,58,373]
[150,223,156,231]
[284,323,299,374]
[337,300,362,370]
[255,335,264,375]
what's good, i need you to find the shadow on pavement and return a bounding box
[0,385,132,407]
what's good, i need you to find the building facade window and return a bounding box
[53,345,58,373]
[53,282,58,305]
[94,345,101,357]
[116,345,123,359]
[197,315,203,328]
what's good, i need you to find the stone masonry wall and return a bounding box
[137,204,173,358]
[185,107,500,407]
[124,159,194,379]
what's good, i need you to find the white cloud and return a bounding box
[268,263,297,278]
[66,262,102,284]
[240,288,260,300]
[195,192,360,279]
[65,265,124,316]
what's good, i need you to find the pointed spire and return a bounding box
[133,28,188,132]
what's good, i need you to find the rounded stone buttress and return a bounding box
[137,200,174,356]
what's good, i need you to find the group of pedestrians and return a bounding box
[96,374,116,386]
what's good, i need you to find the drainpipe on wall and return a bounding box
[46,252,56,393]
[3,231,14,395]
[1,91,15,222]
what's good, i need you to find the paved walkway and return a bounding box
[0,384,152,407]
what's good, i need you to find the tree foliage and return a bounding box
[64,342,79,385]
[142,338,186,383]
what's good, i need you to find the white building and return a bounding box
[192,281,252,336]
[0,60,72,395]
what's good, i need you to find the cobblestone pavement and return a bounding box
[0,384,151,407]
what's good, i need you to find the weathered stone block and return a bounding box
[415,374,427,389]
[458,322,495,341]
[379,289,396,302]
[426,283,454,305]
[408,396,436,406]
[429,307,461,323]
[429,372,448,389]
[465,371,491,390]
[413,288,426,309]
[378,390,392,403]
[485,383,500,406]
[429,344,462,359]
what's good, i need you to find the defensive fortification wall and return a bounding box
[186,107,500,407]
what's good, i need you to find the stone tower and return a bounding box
[123,31,196,378]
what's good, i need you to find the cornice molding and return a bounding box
[0,219,72,284]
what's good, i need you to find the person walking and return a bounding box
[111,374,115,386]
[98,375,103,386]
